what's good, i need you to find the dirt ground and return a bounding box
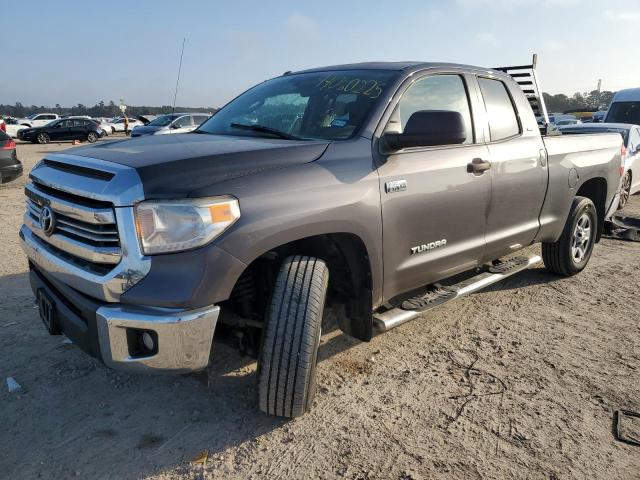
[1,138,639,480]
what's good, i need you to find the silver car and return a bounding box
[130,113,211,137]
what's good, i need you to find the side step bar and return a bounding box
[373,254,542,332]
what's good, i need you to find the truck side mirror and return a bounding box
[381,110,466,152]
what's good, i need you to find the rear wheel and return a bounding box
[257,255,328,418]
[542,196,597,276]
[618,172,631,210]
[87,131,98,143]
[36,132,50,144]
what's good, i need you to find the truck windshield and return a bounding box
[197,69,398,141]
[606,102,640,125]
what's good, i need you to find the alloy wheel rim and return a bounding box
[620,174,631,207]
[571,213,592,263]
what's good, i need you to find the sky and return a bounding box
[3,0,640,108]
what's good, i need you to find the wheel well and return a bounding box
[576,177,607,242]
[222,233,374,341]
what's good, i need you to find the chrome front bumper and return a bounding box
[96,304,220,373]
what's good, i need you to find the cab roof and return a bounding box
[292,61,497,75]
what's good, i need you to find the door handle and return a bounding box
[467,158,491,174]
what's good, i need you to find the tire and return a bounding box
[258,255,328,418]
[618,172,631,210]
[87,131,98,143]
[36,132,50,144]
[542,196,597,277]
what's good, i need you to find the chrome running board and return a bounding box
[373,254,542,332]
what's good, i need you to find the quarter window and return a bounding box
[389,74,474,144]
[478,77,520,141]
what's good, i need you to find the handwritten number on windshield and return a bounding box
[316,75,383,99]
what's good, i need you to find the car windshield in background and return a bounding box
[197,69,398,141]
[606,102,640,125]
[148,114,180,127]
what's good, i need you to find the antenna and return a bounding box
[172,37,186,116]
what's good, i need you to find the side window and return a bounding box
[389,74,474,144]
[174,116,192,128]
[193,115,209,125]
[477,77,520,141]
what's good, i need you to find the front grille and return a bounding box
[24,181,122,271]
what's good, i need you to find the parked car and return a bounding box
[0,129,22,184]
[559,122,640,209]
[605,88,640,126]
[130,113,211,137]
[15,113,60,128]
[2,118,28,138]
[20,60,622,418]
[18,118,104,144]
[110,117,144,132]
[556,117,582,126]
[592,111,607,123]
[549,114,580,125]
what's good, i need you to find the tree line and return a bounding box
[1,101,216,118]
[542,90,615,113]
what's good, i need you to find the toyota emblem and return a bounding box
[40,206,56,236]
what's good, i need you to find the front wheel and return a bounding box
[87,131,98,143]
[36,132,50,144]
[257,255,328,418]
[542,196,597,276]
[618,172,631,210]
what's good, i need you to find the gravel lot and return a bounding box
[1,139,639,479]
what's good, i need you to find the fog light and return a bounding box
[141,331,155,351]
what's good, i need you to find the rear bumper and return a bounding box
[29,264,219,373]
[0,162,23,183]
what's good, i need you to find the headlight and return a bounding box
[134,196,240,255]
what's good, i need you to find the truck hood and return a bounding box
[65,133,330,198]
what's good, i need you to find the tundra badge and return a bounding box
[385,180,407,193]
[411,240,447,255]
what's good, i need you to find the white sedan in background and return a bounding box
[2,118,28,138]
[559,123,640,209]
[110,117,144,133]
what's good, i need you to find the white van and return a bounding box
[605,88,640,125]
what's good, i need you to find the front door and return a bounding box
[377,73,491,301]
[49,120,70,141]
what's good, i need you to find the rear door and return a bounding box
[67,119,86,140]
[376,72,492,300]
[476,76,547,260]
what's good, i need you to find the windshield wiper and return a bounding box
[230,123,300,140]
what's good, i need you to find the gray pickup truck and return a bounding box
[20,59,623,418]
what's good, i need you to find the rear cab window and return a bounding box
[477,77,521,142]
